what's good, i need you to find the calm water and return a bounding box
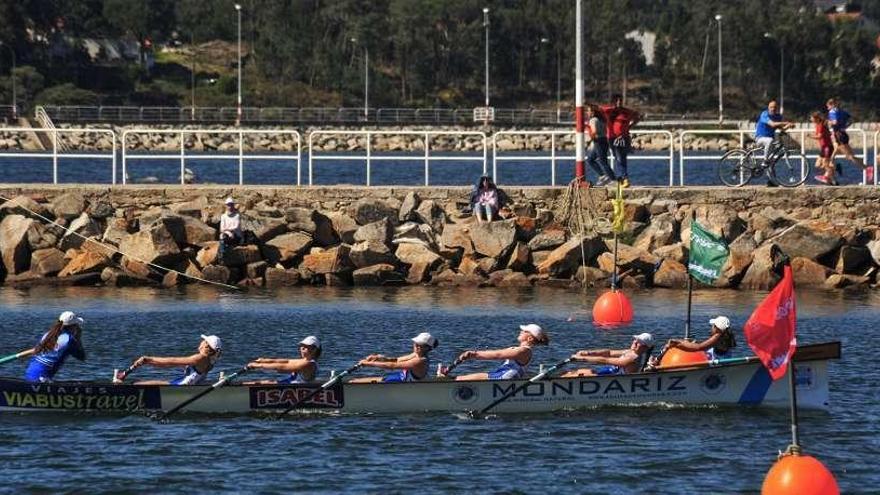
[0,286,877,494]
[1,151,875,187]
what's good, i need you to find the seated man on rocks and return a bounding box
[218,197,242,263]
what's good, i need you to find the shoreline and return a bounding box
[0,185,877,292]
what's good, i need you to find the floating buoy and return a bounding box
[660,347,707,368]
[592,290,633,325]
[762,453,839,495]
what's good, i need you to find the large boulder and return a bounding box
[399,191,420,222]
[393,222,436,248]
[0,195,51,220]
[241,216,287,242]
[263,232,313,264]
[224,245,262,267]
[352,264,402,286]
[265,267,302,288]
[354,217,393,246]
[439,223,473,253]
[60,213,102,250]
[537,236,607,278]
[415,200,446,233]
[50,193,86,220]
[824,273,870,289]
[118,224,182,266]
[26,223,62,250]
[30,248,66,276]
[506,242,531,272]
[326,211,358,244]
[168,197,208,219]
[0,214,35,274]
[739,244,782,290]
[58,251,109,277]
[102,218,133,246]
[653,259,688,288]
[300,245,352,274]
[161,215,217,246]
[349,241,396,268]
[771,221,843,261]
[395,243,442,268]
[351,198,398,226]
[634,213,677,252]
[596,242,659,276]
[405,261,431,284]
[196,242,220,267]
[715,234,755,288]
[202,265,231,285]
[868,239,880,266]
[285,208,335,246]
[653,242,687,264]
[470,219,517,258]
[527,225,567,251]
[836,245,871,274]
[791,257,832,287]
[686,205,747,243]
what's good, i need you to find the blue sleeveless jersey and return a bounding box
[24,331,85,382]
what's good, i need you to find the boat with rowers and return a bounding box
[0,342,839,415]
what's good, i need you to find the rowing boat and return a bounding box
[0,342,839,415]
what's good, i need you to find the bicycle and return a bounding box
[717,131,811,187]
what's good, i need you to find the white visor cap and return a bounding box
[299,336,321,349]
[58,311,84,327]
[709,316,731,331]
[412,332,438,349]
[200,334,223,352]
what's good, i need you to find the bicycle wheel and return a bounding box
[770,150,811,187]
[718,149,754,187]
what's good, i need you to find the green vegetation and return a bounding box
[0,0,878,119]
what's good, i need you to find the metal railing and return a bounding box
[492,129,675,186]
[678,128,869,186]
[0,127,117,183]
[120,128,302,185]
[307,130,487,186]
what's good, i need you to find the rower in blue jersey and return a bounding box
[122,334,222,385]
[245,336,321,384]
[350,332,438,383]
[562,333,654,377]
[452,324,550,381]
[23,311,87,383]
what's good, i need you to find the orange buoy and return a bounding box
[659,347,707,368]
[762,453,839,495]
[592,290,633,326]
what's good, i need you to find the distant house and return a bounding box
[80,38,140,63]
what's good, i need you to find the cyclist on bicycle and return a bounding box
[755,100,794,162]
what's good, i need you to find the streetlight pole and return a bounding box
[190,32,196,121]
[235,3,242,126]
[0,42,16,121]
[765,32,784,114]
[715,14,723,123]
[350,38,369,121]
[541,37,561,122]
[483,7,490,107]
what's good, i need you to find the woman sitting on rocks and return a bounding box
[469,175,505,223]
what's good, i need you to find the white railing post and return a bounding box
[238,130,244,185]
[365,131,372,186]
[308,131,315,186]
[179,130,186,185]
[665,130,674,186]
[52,129,58,184]
[121,130,128,185]
[111,131,117,185]
[550,134,556,186]
[490,133,496,181]
[678,132,685,186]
[424,133,430,186]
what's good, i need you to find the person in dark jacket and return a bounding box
[469,175,506,223]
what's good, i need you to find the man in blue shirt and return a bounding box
[755,100,792,162]
[826,98,873,184]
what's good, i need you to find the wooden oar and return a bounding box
[157,366,251,421]
[275,363,361,419]
[468,357,574,419]
[0,349,34,365]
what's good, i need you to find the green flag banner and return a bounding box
[688,221,730,284]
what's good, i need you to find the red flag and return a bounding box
[743,265,797,381]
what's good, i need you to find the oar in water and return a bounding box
[0,349,34,365]
[468,357,574,419]
[157,366,251,421]
[275,363,361,419]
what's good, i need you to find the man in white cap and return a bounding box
[218,197,242,263]
[23,311,87,382]
[660,316,736,361]
[123,334,222,385]
[246,336,322,384]
[562,332,654,377]
[351,332,439,383]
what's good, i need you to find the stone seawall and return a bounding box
[0,185,877,292]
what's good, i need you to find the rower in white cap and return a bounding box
[245,336,322,384]
[661,316,737,361]
[122,334,223,385]
[350,332,439,383]
[561,333,654,377]
[451,324,550,381]
[23,311,87,383]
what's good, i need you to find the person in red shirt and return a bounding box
[809,111,835,185]
[599,94,640,188]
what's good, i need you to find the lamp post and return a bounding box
[541,37,561,122]
[483,7,490,107]
[715,14,723,123]
[190,32,196,121]
[764,32,784,115]
[235,3,242,126]
[0,42,16,121]
[350,37,369,121]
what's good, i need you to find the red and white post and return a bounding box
[574,0,585,182]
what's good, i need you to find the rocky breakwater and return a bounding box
[0,186,878,292]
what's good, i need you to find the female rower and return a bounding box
[24,311,87,383]
[453,324,549,381]
[245,336,321,384]
[124,334,222,385]
[350,332,438,383]
[561,333,654,377]
[663,316,736,361]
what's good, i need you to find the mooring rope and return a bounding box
[0,194,239,290]
[555,180,613,290]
